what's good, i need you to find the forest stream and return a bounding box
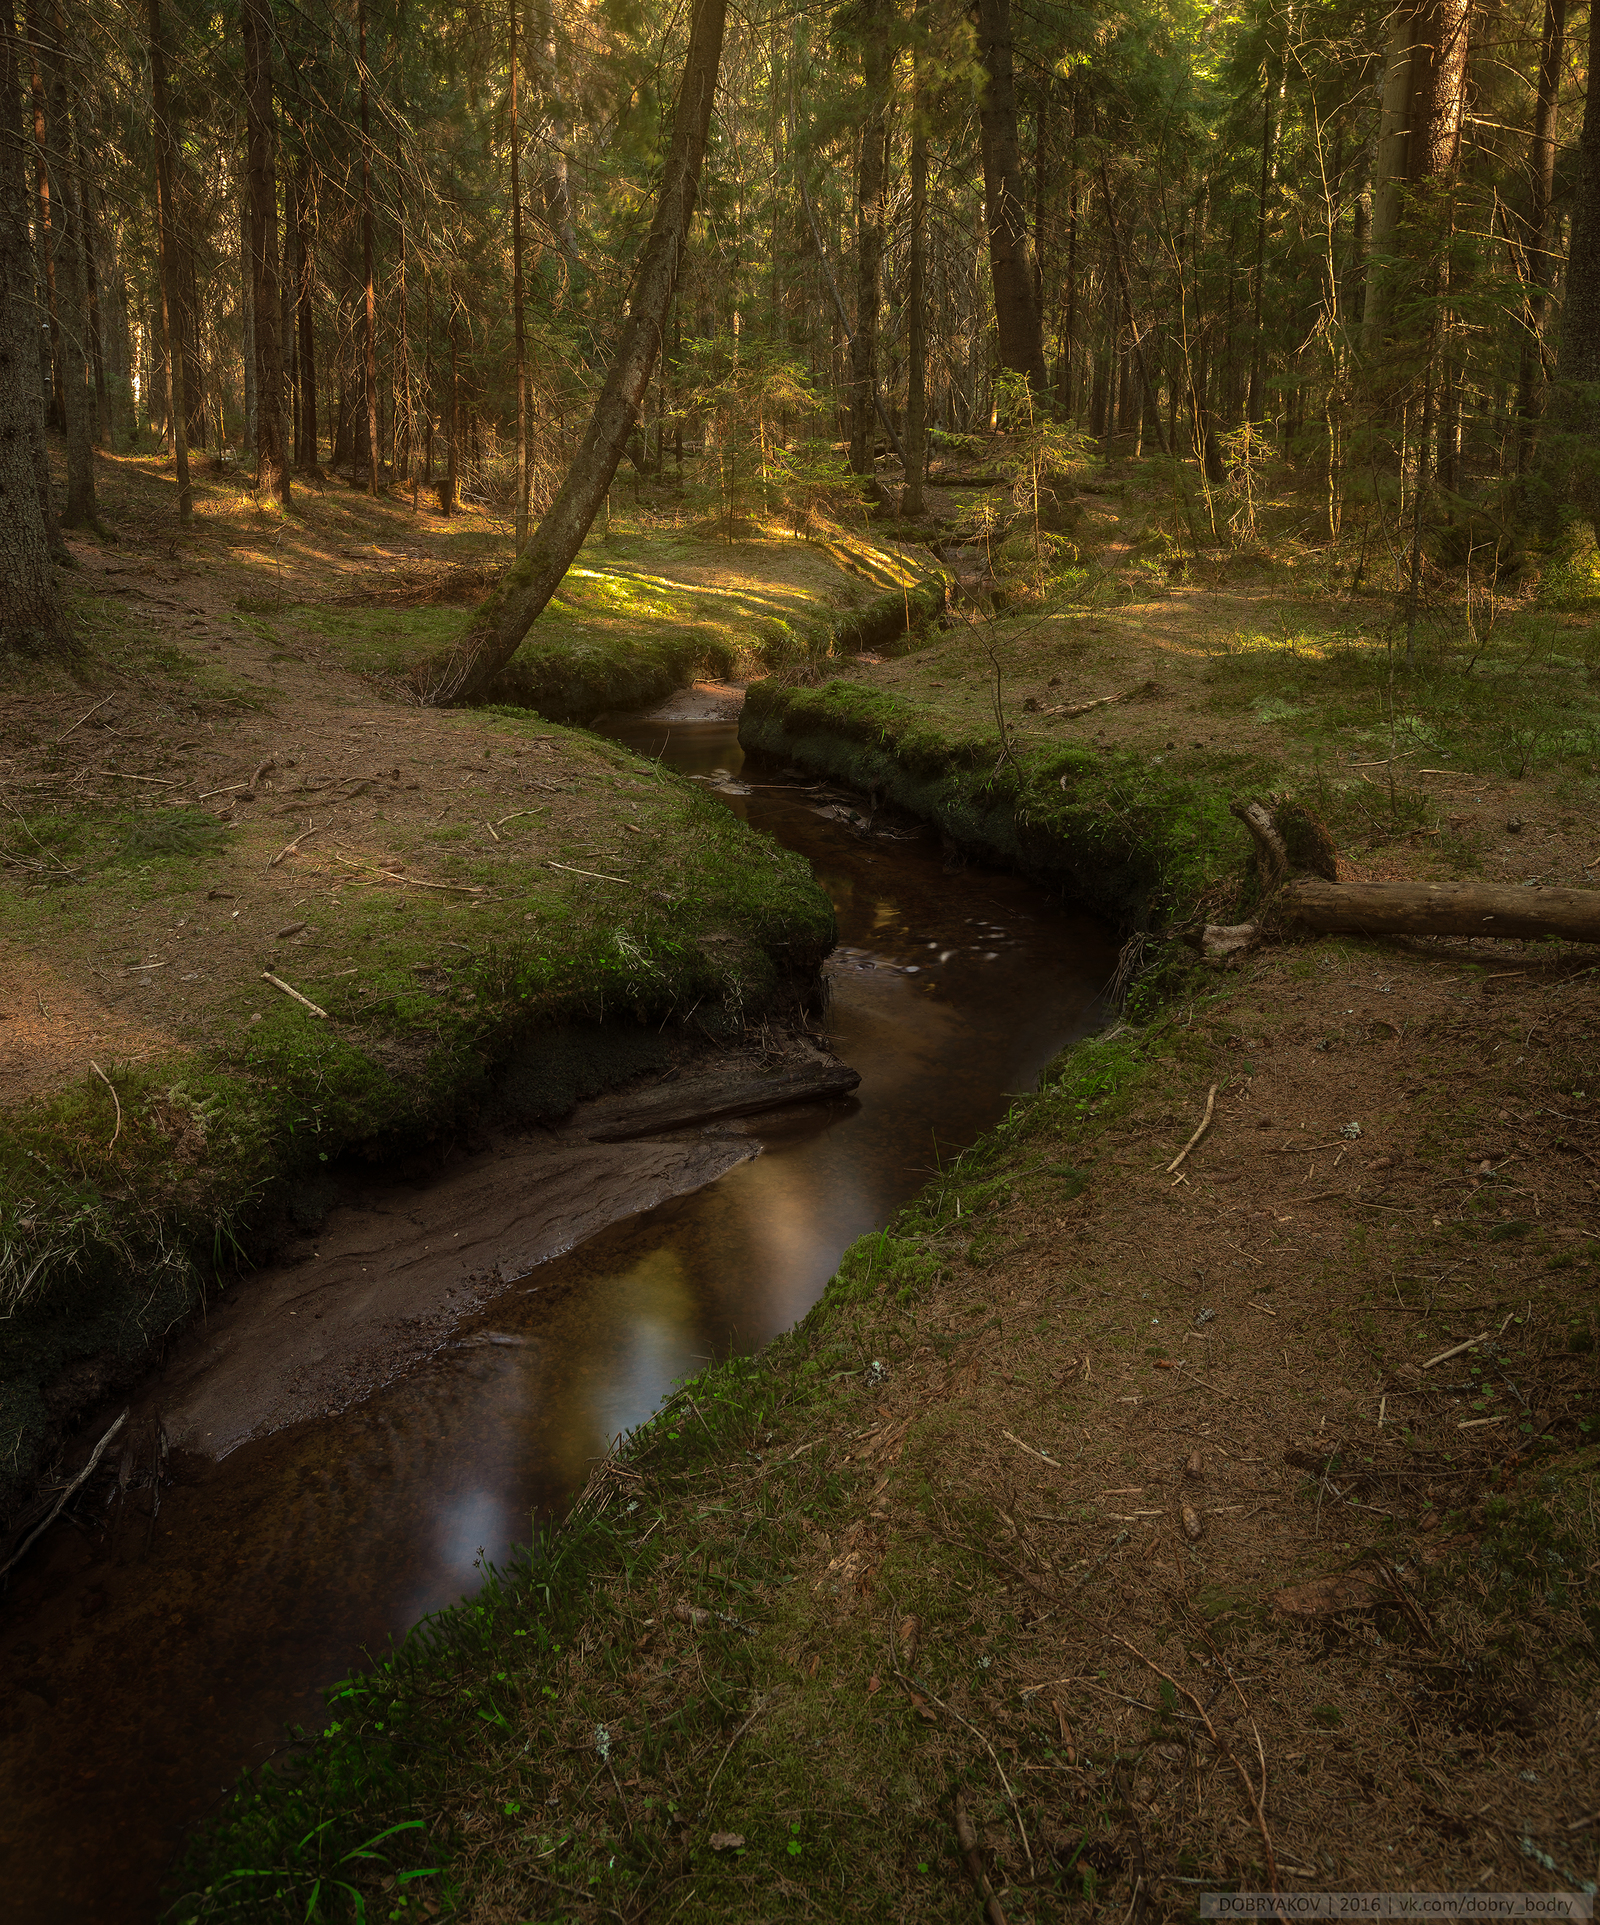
[0,694,1116,1923]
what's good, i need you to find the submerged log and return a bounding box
[583,1060,862,1141]
[1284,880,1600,945]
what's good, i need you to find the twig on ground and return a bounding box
[1166,1085,1218,1174]
[89,1061,122,1148]
[953,1790,1009,1925]
[896,1671,1034,1878]
[261,972,329,1018]
[1002,1429,1062,1468]
[1111,1634,1281,1903]
[1421,1330,1489,1371]
[548,860,631,885]
[702,1693,771,1803]
[56,693,113,742]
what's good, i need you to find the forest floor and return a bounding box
[171,450,1600,1920]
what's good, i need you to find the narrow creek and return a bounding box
[0,707,1117,1923]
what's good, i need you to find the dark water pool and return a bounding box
[0,719,1115,1922]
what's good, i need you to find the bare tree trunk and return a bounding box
[417,0,727,705]
[849,0,890,489]
[295,151,317,472]
[900,4,928,518]
[26,34,59,428]
[32,0,95,526]
[1,0,66,648]
[359,0,378,493]
[244,0,287,502]
[1098,162,1169,457]
[1545,3,1600,516]
[1517,0,1565,472]
[149,0,189,521]
[1247,71,1273,423]
[240,169,255,452]
[1362,0,1468,358]
[511,0,528,548]
[974,0,1046,388]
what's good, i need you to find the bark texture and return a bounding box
[1286,880,1600,945]
[974,0,1045,389]
[0,0,66,649]
[849,0,890,487]
[244,0,287,502]
[33,0,94,525]
[1361,0,1469,355]
[1545,5,1600,515]
[415,0,727,706]
[1516,0,1565,470]
[900,19,927,519]
[148,0,190,522]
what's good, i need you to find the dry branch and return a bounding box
[89,1060,122,1148]
[262,971,328,1018]
[1166,1085,1218,1173]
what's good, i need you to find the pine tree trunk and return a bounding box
[974,0,1046,389]
[1,0,66,647]
[900,8,928,519]
[1546,4,1600,516]
[359,0,378,493]
[511,0,529,548]
[1517,0,1565,471]
[32,0,95,525]
[240,173,255,452]
[148,0,189,521]
[416,0,727,705]
[295,151,317,472]
[244,0,287,502]
[849,0,890,489]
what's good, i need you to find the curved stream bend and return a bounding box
[0,702,1115,1924]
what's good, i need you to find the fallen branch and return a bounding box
[1231,799,1289,891]
[1044,679,1161,719]
[1111,1634,1280,1901]
[1421,1330,1489,1371]
[896,1671,1033,1878]
[267,822,322,868]
[89,1060,122,1148]
[262,971,329,1018]
[547,859,631,886]
[0,1411,127,1580]
[952,1791,1009,1925]
[1285,879,1600,945]
[1166,1085,1218,1174]
[56,693,114,741]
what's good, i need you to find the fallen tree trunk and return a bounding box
[1284,879,1600,944]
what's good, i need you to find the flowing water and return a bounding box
[0,715,1115,1922]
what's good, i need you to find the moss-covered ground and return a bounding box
[168,443,1600,1920]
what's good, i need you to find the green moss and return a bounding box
[741,675,1266,928]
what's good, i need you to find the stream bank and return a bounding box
[167,578,1600,1921]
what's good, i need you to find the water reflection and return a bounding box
[0,717,1116,1923]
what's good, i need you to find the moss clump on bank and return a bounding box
[286,531,946,723]
[741,673,1270,929]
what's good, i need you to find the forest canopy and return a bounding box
[2,0,1598,653]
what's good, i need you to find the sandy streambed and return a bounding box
[150,1132,758,1459]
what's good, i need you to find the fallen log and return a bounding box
[1284,879,1600,945]
[582,1060,862,1141]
